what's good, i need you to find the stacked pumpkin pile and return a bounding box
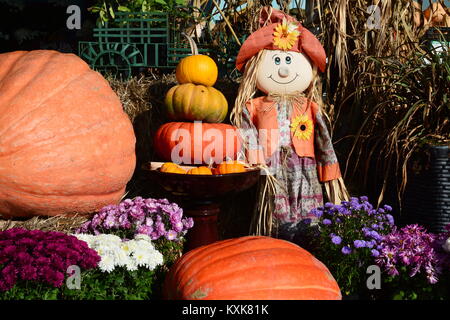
[154,54,243,175]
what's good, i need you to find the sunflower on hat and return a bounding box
[234,8,326,73]
[273,18,300,50]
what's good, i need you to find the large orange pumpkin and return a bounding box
[0,50,136,218]
[154,122,240,165]
[165,83,228,123]
[175,54,218,87]
[163,236,342,300]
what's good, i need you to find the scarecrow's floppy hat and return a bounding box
[235,6,326,73]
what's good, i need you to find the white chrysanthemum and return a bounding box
[135,240,156,253]
[134,234,152,243]
[146,250,164,270]
[120,240,137,254]
[116,247,132,266]
[97,234,122,244]
[72,233,163,273]
[132,248,148,267]
[73,233,94,244]
[125,258,138,272]
[131,244,163,270]
[99,254,116,273]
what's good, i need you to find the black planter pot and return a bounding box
[402,144,450,233]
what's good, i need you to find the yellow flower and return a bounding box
[290,115,313,140]
[273,18,300,50]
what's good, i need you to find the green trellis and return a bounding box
[78,11,211,78]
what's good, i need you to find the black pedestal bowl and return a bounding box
[143,163,261,252]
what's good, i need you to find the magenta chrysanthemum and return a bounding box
[0,228,100,292]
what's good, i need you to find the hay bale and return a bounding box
[107,74,178,168]
[0,215,88,234]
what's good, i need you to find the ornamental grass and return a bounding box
[313,0,449,206]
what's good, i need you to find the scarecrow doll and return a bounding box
[231,7,349,241]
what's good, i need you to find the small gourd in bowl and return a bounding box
[213,161,246,175]
[160,162,186,174]
[186,166,213,175]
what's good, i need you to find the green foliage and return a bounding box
[0,281,60,300]
[381,267,450,300]
[62,267,158,300]
[154,237,184,267]
[300,198,395,298]
[0,268,158,300]
[89,0,187,24]
[306,222,379,298]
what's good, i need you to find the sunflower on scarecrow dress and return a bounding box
[231,6,349,242]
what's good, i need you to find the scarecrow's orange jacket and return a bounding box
[245,96,341,182]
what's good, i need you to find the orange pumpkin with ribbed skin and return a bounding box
[176,54,218,86]
[214,161,246,174]
[160,162,186,174]
[0,50,136,218]
[165,83,228,123]
[154,122,241,165]
[186,166,213,175]
[163,236,342,300]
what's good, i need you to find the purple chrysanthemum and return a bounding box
[331,235,342,245]
[341,246,352,255]
[0,228,100,292]
[353,240,366,248]
[375,224,447,284]
[75,197,194,241]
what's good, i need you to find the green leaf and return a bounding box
[117,6,131,12]
[99,10,109,23]
[88,6,101,13]
[109,6,115,19]
[393,291,404,300]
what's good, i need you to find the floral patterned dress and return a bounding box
[241,98,340,240]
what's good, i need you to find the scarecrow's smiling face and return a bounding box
[256,50,313,95]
